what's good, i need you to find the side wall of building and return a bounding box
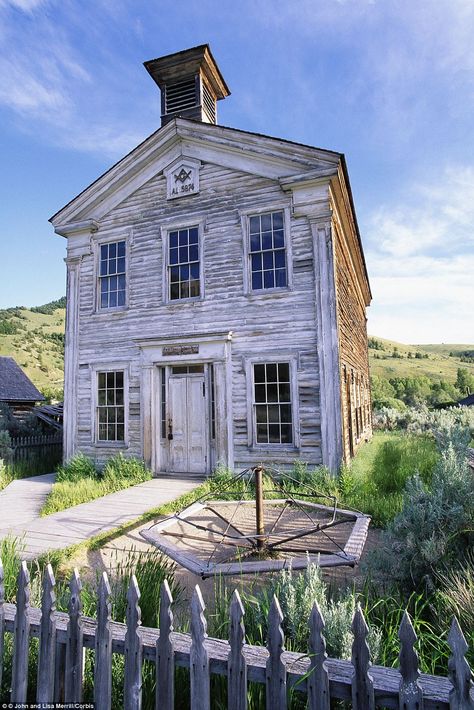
[332,200,372,463]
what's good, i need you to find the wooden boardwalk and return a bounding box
[0,475,202,560]
[0,472,56,533]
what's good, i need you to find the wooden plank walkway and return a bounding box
[0,473,56,533]
[0,476,202,560]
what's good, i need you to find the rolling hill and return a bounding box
[0,300,472,402]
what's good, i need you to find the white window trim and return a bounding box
[239,204,293,296]
[93,233,130,313]
[90,362,130,447]
[161,218,206,305]
[245,354,300,450]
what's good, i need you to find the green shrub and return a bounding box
[102,453,151,485]
[366,440,474,592]
[56,453,99,483]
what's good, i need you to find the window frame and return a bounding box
[94,235,129,313]
[91,363,129,447]
[161,219,205,304]
[240,204,293,295]
[246,355,299,449]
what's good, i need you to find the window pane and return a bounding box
[179,246,188,263]
[268,424,280,443]
[273,230,285,249]
[255,384,266,402]
[106,372,115,388]
[170,283,180,300]
[249,216,260,234]
[268,405,280,423]
[101,244,108,260]
[263,271,274,289]
[256,424,268,443]
[250,234,260,252]
[263,251,273,270]
[280,424,292,444]
[189,227,199,244]
[178,230,187,245]
[279,382,291,401]
[261,214,272,232]
[190,280,200,297]
[267,384,278,402]
[280,404,292,423]
[252,272,262,290]
[266,363,277,382]
[181,281,189,299]
[170,266,179,283]
[170,231,178,248]
[278,363,290,381]
[116,424,125,441]
[274,250,285,268]
[272,211,283,230]
[189,245,199,262]
[261,232,273,251]
[170,248,179,265]
[190,263,200,279]
[251,253,262,272]
[100,294,108,308]
[117,257,125,274]
[100,259,107,276]
[254,364,266,383]
[107,390,115,405]
[117,241,125,257]
[275,269,287,287]
[98,372,106,389]
[180,264,189,281]
[109,291,117,307]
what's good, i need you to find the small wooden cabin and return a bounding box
[51,45,372,475]
[0,356,45,416]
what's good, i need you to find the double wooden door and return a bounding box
[168,374,208,474]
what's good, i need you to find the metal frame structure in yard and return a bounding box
[1,559,473,709]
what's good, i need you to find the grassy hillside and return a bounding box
[368,335,474,382]
[0,296,471,404]
[0,299,65,396]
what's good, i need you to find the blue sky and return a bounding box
[0,0,472,343]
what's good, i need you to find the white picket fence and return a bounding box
[0,559,473,708]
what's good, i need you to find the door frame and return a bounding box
[137,331,234,474]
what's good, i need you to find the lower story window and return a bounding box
[253,362,293,444]
[97,371,125,441]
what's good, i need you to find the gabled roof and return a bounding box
[0,357,45,403]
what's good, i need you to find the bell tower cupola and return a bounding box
[144,44,230,127]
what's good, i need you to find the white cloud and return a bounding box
[365,165,474,343]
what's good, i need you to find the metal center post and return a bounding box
[253,465,265,550]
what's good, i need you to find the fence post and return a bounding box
[37,564,57,702]
[351,603,375,710]
[94,572,112,710]
[11,561,31,703]
[447,616,474,710]
[308,601,330,710]
[228,589,247,710]
[266,595,286,710]
[190,585,210,710]
[65,568,84,702]
[156,580,174,710]
[124,575,143,710]
[398,610,423,710]
[0,559,4,692]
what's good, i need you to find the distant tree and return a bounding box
[456,368,474,395]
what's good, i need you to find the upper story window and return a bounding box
[249,211,287,290]
[97,370,125,441]
[169,226,200,300]
[99,241,126,308]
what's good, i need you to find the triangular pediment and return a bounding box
[51,118,341,229]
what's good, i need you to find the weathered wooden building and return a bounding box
[50,45,372,475]
[0,356,45,417]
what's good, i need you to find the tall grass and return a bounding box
[41,453,152,515]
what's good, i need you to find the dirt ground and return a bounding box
[66,513,382,612]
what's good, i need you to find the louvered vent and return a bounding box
[165,77,196,115]
[201,80,216,123]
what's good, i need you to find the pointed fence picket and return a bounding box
[0,555,472,708]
